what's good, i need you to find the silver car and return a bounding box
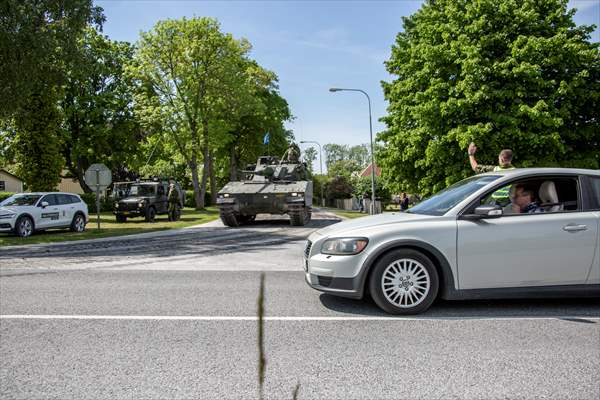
[305,168,600,314]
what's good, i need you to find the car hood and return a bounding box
[119,197,149,203]
[314,211,438,238]
[0,206,23,215]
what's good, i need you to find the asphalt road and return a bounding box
[1,210,599,399]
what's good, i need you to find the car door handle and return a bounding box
[562,224,587,232]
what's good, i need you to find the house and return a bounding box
[359,162,381,178]
[0,169,24,193]
[57,171,85,194]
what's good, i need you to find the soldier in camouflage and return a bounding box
[167,182,180,221]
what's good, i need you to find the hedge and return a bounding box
[0,192,15,202]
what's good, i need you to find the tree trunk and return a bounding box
[199,121,210,209]
[229,143,238,181]
[189,156,202,210]
[209,150,217,204]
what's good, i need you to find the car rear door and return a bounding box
[57,194,76,225]
[456,175,597,289]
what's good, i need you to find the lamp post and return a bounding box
[329,87,377,214]
[300,140,325,207]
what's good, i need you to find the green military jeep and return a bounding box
[112,179,183,222]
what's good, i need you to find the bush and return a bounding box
[80,192,114,213]
[184,190,212,208]
[0,192,15,202]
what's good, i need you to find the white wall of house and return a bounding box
[0,170,24,193]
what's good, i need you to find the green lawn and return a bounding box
[0,207,220,247]
[321,207,367,219]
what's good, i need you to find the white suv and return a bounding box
[0,192,89,238]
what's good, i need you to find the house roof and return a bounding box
[0,168,23,182]
[359,162,381,178]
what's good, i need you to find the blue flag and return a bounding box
[263,132,270,145]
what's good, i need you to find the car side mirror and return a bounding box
[40,201,49,208]
[462,204,503,220]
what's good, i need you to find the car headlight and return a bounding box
[321,237,368,255]
[138,200,145,208]
[223,193,230,198]
[0,213,15,219]
[291,192,298,196]
[114,202,119,209]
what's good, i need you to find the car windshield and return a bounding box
[408,175,500,216]
[129,184,156,196]
[1,194,42,207]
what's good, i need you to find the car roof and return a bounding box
[478,167,600,177]
[16,192,81,196]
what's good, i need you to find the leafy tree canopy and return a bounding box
[380,0,600,196]
[0,0,104,118]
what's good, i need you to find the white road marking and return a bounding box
[1,315,598,321]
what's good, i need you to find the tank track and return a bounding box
[288,204,311,226]
[219,206,239,227]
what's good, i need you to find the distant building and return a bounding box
[56,171,85,194]
[0,169,24,193]
[359,162,381,178]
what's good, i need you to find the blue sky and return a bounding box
[97,0,599,161]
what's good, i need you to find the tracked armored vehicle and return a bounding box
[217,155,313,227]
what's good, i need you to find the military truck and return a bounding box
[112,179,184,222]
[217,155,313,227]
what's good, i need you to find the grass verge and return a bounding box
[320,207,368,219]
[0,207,220,247]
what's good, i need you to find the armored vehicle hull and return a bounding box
[217,156,313,227]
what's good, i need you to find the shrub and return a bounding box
[80,193,114,213]
[0,192,15,202]
[184,190,212,208]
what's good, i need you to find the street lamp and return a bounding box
[329,87,377,214]
[300,140,325,207]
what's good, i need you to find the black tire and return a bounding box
[15,216,34,238]
[289,207,309,226]
[70,213,86,233]
[116,214,127,223]
[368,249,439,315]
[238,214,255,225]
[145,207,156,222]
[219,207,239,227]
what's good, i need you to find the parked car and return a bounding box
[0,192,89,238]
[304,168,600,314]
[113,179,184,222]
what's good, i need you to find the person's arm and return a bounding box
[468,142,494,173]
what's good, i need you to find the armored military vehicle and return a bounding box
[112,179,184,222]
[217,154,313,227]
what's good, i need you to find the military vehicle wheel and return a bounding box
[145,207,156,222]
[116,214,127,223]
[219,207,239,227]
[289,206,309,226]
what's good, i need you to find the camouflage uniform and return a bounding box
[167,184,180,221]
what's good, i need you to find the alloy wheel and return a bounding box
[381,258,431,308]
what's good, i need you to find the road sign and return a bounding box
[84,163,112,230]
[84,163,112,191]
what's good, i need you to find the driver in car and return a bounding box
[511,183,544,214]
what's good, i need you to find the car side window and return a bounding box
[69,195,81,203]
[57,194,72,205]
[157,185,165,196]
[589,177,600,210]
[478,177,579,215]
[41,194,59,206]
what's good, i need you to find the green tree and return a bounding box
[323,143,349,170]
[348,144,370,168]
[128,17,255,209]
[327,159,361,179]
[61,29,141,192]
[13,89,64,191]
[303,146,318,174]
[380,0,600,196]
[0,0,104,119]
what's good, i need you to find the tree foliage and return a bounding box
[380,0,600,196]
[13,88,64,191]
[61,29,141,192]
[0,0,104,119]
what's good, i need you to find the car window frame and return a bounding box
[580,175,600,211]
[458,173,583,218]
[38,193,59,207]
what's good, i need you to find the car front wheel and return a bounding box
[15,216,34,238]
[368,249,439,315]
